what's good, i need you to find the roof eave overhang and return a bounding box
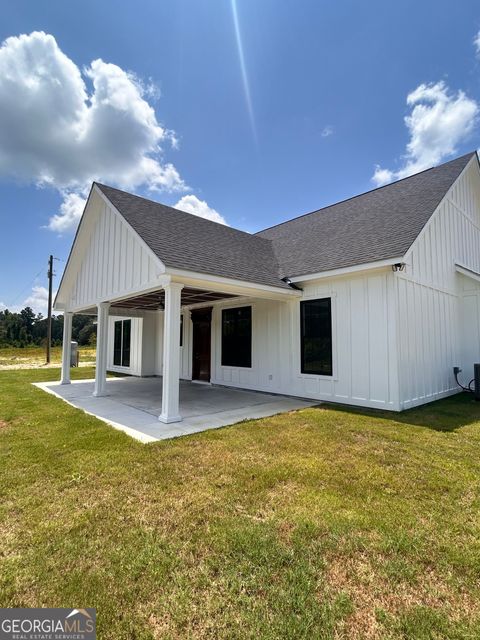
[455,261,480,283]
[288,257,405,284]
[164,268,301,300]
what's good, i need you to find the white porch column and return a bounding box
[94,301,110,397]
[159,282,184,423]
[60,311,73,385]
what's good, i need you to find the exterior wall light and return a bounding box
[392,263,406,272]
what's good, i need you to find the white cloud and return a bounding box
[22,285,52,315]
[0,301,6,311]
[474,30,480,57]
[372,81,478,186]
[174,195,227,225]
[48,191,87,233]
[321,125,334,137]
[0,31,186,232]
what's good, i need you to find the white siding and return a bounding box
[285,273,399,409]
[208,272,399,410]
[67,198,162,311]
[211,299,286,393]
[459,275,480,387]
[141,312,158,376]
[151,310,191,379]
[102,159,480,413]
[397,158,480,408]
[112,272,398,410]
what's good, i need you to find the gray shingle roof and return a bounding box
[96,152,475,287]
[95,184,289,289]
[256,152,475,278]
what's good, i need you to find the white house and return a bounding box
[54,151,480,423]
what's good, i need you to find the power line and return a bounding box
[4,255,66,310]
[46,255,54,364]
[6,264,46,308]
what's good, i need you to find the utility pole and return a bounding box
[46,254,53,364]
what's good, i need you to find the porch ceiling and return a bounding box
[111,287,238,310]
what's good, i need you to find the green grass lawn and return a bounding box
[1,368,480,639]
[0,345,96,368]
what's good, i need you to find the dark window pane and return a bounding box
[221,306,252,367]
[113,320,122,366]
[300,298,332,376]
[122,319,131,367]
[180,315,183,347]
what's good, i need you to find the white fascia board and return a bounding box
[455,261,480,283]
[288,257,404,283]
[165,267,301,299]
[54,183,97,309]
[403,154,478,263]
[93,184,166,274]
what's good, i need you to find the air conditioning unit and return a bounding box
[453,364,480,400]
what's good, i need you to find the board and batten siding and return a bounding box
[208,272,399,410]
[396,157,480,408]
[107,272,399,410]
[66,198,162,311]
[285,273,399,409]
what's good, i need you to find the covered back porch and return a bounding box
[58,273,302,430]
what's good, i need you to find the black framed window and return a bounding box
[180,315,183,347]
[300,298,332,376]
[113,319,131,367]
[221,306,252,367]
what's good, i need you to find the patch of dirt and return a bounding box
[148,612,173,638]
[324,553,477,639]
[0,361,95,370]
[0,420,9,429]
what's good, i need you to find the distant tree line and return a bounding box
[0,307,96,348]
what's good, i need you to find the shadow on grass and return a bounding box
[322,391,480,433]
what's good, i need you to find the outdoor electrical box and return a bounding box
[70,341,78,367]
[475,364,480,401]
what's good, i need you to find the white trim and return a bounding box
[288,258,404,283]
[165,267,300,299]
[404,154,478,262]
[94,185,167,274]
[55,186,166,311]
[159,282,184,423]
[94,302,110,397]
[218,302,253,370]
[54,184,97,308]
[396,272,459,298]
[297,294,338,382]
[60,312,73,384]
[455,261,480,284]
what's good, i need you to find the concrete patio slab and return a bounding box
[33,377,317,443]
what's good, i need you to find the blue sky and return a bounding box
[1,0,480,313]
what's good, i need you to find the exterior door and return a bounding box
[191,307,212,381]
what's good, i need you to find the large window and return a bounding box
[300,298,332,376]
[221,306,252,368]
[113,319,131,367]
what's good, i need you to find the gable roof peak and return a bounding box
[256,151,475,278]
[257,151,477,236]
